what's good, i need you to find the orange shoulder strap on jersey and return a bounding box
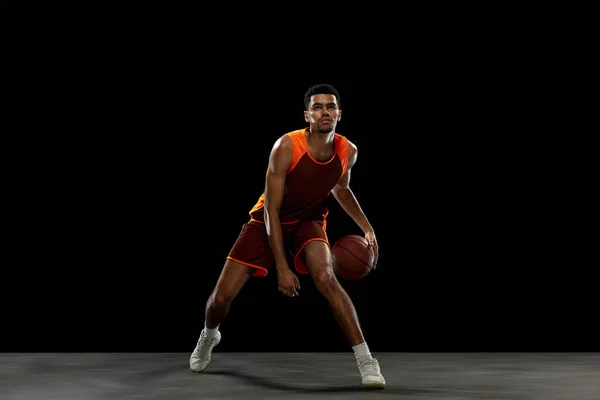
[286,129,308,174]
[335,133,350,176]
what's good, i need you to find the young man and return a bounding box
[190,83,386,389]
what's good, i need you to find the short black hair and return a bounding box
[304,83,341,110]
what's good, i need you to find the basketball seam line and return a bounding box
[334,258,366,274]
[334,246,370,276]
[336,244,371,268]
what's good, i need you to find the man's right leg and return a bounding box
[205,259,253,329]
[190,259,252,372]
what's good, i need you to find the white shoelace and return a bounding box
[359,359,380,376]
[192,334,217,361]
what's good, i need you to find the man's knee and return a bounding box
[211,289,235,307]
[304,240,337,286]
[313,268,337,291]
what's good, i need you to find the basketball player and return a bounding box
[190,83,386,389]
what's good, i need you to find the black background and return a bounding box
[2,1,595,353]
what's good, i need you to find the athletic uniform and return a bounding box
[227,128,350,276]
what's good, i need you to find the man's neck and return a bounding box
[307,127,335,144]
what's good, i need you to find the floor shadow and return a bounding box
[204,369,439,395]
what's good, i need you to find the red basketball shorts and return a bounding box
[226,218,329,277]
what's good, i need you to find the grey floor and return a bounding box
[1,352,598,399]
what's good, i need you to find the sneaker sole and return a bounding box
[361,382,386,389]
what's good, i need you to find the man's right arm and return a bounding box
[264,135,292,271]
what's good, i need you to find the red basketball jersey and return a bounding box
[249,128,350,223]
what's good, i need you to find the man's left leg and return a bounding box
[302,239,386,389]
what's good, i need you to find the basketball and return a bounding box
[331,235,375,280]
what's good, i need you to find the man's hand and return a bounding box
[365,230,379,269]
[277,265,300,297]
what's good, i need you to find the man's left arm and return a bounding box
[331,141,379,268]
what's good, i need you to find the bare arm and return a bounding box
[331,141,373,234]
[331,141,379,267]
[264,135,293,271]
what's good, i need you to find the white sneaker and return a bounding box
[189,329,221,372]
[357,357,386,389]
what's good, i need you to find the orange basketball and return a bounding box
[331,235,375,280]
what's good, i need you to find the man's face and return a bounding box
[304,94,342,133]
